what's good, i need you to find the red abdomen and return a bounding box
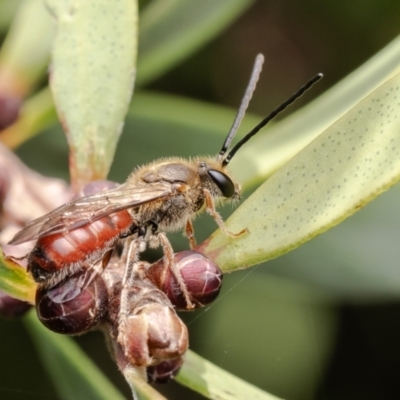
[28,211,132,283]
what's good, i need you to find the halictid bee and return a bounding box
[9,54,322,307]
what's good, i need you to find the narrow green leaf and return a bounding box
[25,312,126,400]
[137,0,254,86]
[0,0,54,94]
[198,71,400,272]
[177,350,283,400]
[48,0,138,188]
[0,247,35,303]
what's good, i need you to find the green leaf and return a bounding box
[0,247,35,303]
[137,0,254,86]
[47,0,138,188]
[177,350,283,400]
[198,71,400,272]
[25,312,126,400]
[0,0,54,95]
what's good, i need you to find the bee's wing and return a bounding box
[9,183,172,245]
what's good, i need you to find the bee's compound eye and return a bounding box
[207,169,235,197]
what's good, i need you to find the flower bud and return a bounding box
[108,277,188,367]
[36,271,107,335]
[146,251,223,310]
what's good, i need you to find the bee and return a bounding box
[9,54,322,302]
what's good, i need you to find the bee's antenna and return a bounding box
[217,53,265,164]
[222,72,323,167]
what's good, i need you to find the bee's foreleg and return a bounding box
[203,189,248,237]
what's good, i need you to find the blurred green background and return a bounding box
[2,1,400,399]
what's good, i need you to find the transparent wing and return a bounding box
[9,182,172,245]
